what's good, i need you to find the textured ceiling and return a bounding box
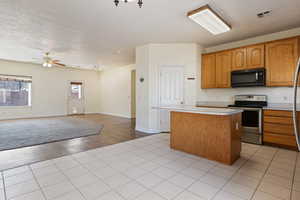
[0,0,300,70]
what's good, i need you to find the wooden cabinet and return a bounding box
[263,110,297,148]
[246,44,265,69]
[232,48,247,71]
[232,44,265,71]
[216,51,232,88]
[171,111,241,165]
[266,38,299,87]
[200,36,299,89]
[201,51,231,89]
[201,54,216,89]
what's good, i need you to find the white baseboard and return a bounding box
[0,114,66,121]
[135,126,161,134]
[84,112,101,115]
[98,112,132,119]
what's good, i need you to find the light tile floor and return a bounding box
[0,133,300,200]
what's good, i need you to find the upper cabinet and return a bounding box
[266,38,299,87]
[200,36,300,89]
[216,51,232,88]
[201,54,216,89]
[246,44,265,69]
[232,44,265,71]
[232,48,247,71]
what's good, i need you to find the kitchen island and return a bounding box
[156,105,243,165]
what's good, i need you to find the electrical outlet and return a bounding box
[236,122,239,130]
[283,96,288,101]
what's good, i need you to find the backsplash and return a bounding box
[197,87,294,103]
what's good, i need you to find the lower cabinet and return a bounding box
[263,110,297,148]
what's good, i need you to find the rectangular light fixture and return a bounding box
[187,5,231,35]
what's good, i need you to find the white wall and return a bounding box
[136,43,201,133]
[99,64,135,118]
[198,27,300,104]
[0,59,101,120]
[136,45,151,132]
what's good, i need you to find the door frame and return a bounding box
[158,65,185,132]
[67,80,86,115]
[131,70,136,119]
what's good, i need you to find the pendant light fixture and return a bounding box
[114,0,143,8]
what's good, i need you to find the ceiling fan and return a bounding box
[42,52,66,68]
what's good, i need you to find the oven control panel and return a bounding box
[234,95,267,102]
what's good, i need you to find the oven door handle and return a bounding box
[259,109,262,134]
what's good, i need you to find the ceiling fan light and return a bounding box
[43,62,48,67]
[47,63,52,68]
[187,5,231,35]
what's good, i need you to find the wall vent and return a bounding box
[257,10,272,18]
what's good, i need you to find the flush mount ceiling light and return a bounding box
[187,5,231,35]
[114,0,143,8]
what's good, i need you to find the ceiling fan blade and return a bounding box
[54,62,66,67]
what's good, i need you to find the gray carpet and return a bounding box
[0,116,104,151]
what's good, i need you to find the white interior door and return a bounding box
[159,66,184,132]
[68,81,85,115]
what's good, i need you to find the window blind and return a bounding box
[0,74,32,83]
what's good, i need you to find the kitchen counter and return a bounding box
[196,102,298,111]
[196,101,232,108]
[154,105,243,116]
[170,108,242,165]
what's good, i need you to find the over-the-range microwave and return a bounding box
[231,68,266,88]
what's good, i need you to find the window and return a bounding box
[70,82,82,100]
[0,75,32,107]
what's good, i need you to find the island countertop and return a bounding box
[153,105,243,116]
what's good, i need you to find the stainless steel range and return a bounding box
[228,95,267,145]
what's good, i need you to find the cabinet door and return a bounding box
[232,48,246,71]
[216,51,232,88]
[266,38,299,86]
[201,54,216,89]
[246,44,265,69]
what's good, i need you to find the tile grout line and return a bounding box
[29,165,48,200]
[52,158,94,200]
[152,146,253,200]
[291,153,298,200]
[141,152,191,197]
[1,171,7,200]
[142,160,196,200]
[207,149,256,200]
[248,148,279,200]
[101,140,193,200]
[54,155,124,200]
[0,133,150,172]
[3,135,292,200]
[155,143,257,200]
[113,153,173,200]
[0,135,156,199]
